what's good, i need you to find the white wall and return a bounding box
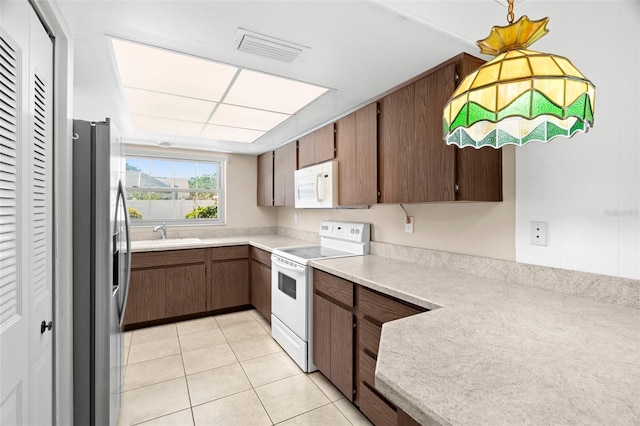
[515,1,640,279]
[225,153,278,229]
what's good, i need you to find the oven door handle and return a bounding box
[272,256,304,273]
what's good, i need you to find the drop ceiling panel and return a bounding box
[124,88,216,123]
[131,115,204,137]
[59,1,479,154]
[112,38,238,101]
[224,69,329,114]
[201,124,265,143]
[210,104,289,131]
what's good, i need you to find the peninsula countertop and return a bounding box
[310,255,640,426]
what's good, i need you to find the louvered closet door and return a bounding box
[0,2,54,425]
[27,5,54,425]
[0,24,29,426]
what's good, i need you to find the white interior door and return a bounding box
[0,1,54,425]
[27,5,54,426]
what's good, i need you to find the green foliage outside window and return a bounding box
[128,207,143,219]
[187,174,217,200]
[184,205,218,219]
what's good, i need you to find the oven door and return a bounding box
[271,255,308,341]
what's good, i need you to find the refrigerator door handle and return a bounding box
[117,180,132,326]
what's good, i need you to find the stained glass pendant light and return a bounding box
[443,0,595,148]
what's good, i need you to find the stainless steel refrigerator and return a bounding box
[73,118,131,426]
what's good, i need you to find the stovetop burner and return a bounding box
[272,221,371,265]
[275,245,354,262]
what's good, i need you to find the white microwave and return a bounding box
[294,160,338,208]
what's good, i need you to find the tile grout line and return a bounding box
[232,324,276,425]
[175,325,197,426]
[123,313,365,425]
[271,401,340,425]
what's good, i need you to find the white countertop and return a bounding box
[309,255,640,426]
[131,235,313,253]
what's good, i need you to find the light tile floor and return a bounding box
[119,309,373,426]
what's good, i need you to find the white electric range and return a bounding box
[271,221,371,372]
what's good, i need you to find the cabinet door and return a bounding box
[314,123,335,164]
[455,147,502,201]
[298,132,315,169]
[298,123,335,168]
[452,54,502,201]
[378,84,414,203]
[313,292,354,401]
[250,259,271,321]
[123,268,166,325]
[330,303,353,400]
[274,142,297,206]
[336,102,377,206]
[379,65,457,203]
[312,293,331,376]
[414,64,457,202]
[257,151,274,206]
[212,259,250,310]
[165,264,206,317]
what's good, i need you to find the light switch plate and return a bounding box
[530,221,548,246]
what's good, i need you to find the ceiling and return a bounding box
[54,0,554,155]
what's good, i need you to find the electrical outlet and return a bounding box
[294,212,298,223]
[530,221,548,246]
[405,216,414,233]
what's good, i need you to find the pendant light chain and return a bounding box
[507,0,515,24]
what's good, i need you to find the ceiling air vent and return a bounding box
[233,29,309,63]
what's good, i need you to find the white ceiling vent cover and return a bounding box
[234,29,309,63]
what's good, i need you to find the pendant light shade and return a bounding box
[443,12,595,148]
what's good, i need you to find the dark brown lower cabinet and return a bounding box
[165,264,206,317]
[356,286,425,426]
[211,259,250,310]
[251,261,271,320]
[313,270,354,401]
[124,246,252,329]
[123,249,207,328]
[311,268,426,426]
[250,247,272,322]
[209,246,251,311]
[124,268,166,324]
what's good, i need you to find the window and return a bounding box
[125,155,225,224]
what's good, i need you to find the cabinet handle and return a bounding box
[454,182,460,194]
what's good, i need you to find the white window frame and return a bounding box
[124,147,227,226]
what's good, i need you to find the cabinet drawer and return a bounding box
[250,246,271,266]
[359,287,423,323]
[358,349,377,390]
[359,382,397,426]
[132,249,206,269]
[209,245,249,261]
[313,270,353,308]
[359,317,382,356]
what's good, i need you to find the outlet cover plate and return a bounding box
[405,216,414,233]
[530,221,548,246]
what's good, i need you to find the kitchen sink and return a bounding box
[131,238,202,249]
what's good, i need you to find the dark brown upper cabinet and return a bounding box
[378,53,502,203]
[257,151,274,206]
[273,142,297,207]
[298,123,336,169]
[335,102,378,206]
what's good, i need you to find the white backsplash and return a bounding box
[130,225,277,241]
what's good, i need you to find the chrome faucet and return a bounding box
[153,223,167,239]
